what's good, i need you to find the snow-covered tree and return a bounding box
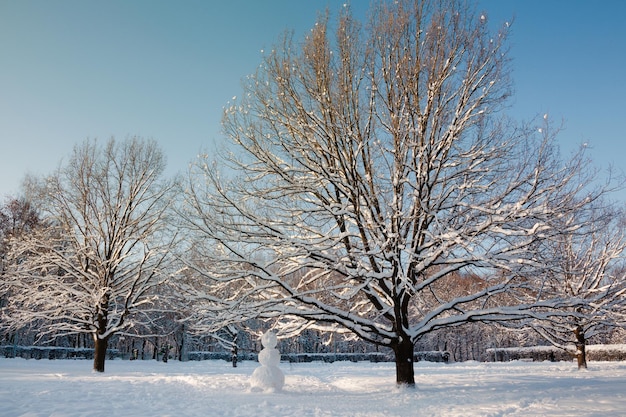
[0,137,178,372]
[180,0,614,385]
[527,207,626,369]
[0,197,41,272]
[0,197,42,345]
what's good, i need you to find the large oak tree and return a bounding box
[181,0,612,385]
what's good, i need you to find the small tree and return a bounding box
[0,197,42,345]
[529,207,626,369]
[181,0,614,386]
[0,197,41,273]
[1,137,178,372]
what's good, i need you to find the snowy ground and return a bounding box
[1,358,626,416]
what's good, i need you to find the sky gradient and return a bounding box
[1,1,624,202]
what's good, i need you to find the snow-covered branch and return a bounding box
[0,138,180,372]
[179,0,622,385]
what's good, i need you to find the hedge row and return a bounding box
[187,350,450,363]
[187,351,257,362]
[486,344,626,362]
[2,346,451,363]
[0,346,121,360]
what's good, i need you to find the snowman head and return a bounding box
[261,331,278,349]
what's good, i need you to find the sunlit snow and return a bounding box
[1,358,626,416]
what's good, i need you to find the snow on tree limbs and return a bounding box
[0,137,179,372]
[181,0,623,386]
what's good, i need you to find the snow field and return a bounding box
[1,358,626,416]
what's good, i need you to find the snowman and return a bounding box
[250,330,284,391]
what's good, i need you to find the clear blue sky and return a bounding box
[1,1,625,202]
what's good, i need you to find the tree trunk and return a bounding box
[392,337,415,387]
[177,325,185,362]
[574,325,587,370]
[93,336,109,372]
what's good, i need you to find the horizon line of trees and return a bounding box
[2,288,626,364]
[1,1,625,387]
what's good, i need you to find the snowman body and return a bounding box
[250,331,284,391]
